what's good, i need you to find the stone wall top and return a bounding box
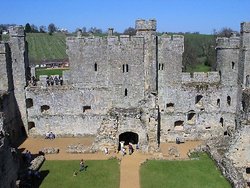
[135,19,156,31]
[182,71,220,84]
[241,22,250,33]
[8,26,25,37]
[216,35,240,49]
[66,35,144,46]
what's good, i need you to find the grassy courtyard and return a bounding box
[37,159,120,188]
[140,153,231,188]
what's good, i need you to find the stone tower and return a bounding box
[240,22,250,88]
[135,19,157,94]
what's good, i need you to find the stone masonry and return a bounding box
[2,20,250,185]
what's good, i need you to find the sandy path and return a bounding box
[19,138,203,188]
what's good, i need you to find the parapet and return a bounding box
[135,19,156,31]
[8,26,25,37]
[216,34,240,49]
[0,43,6,54]
[241,22,250,33]
[182,72,220,85]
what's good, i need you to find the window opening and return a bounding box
[26,98,33,108]
[232,62,235,69]
[195,95,203,104]
[187,110,196,125]
[28,122,35,130]
[41,105,50,113]
[126,64,129,72]
[219,117,224,127]
[217,99,220,107]
[227,96,231,106]
[123,64,125,72]
[94,63,98,71]
[125,88,128,96]
[83,106,91,113]
[166,103,174,108]
[174,120,184,131]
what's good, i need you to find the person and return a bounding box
[46,76,50,86]
[128,144,133,155]
[54,76,59,85]
[121,147,126,156]
[45,132,50,139]
[104,147,109,155]
[59,76,63,85]
[79,159,85,172]
[49,131,55,139]
[176,137,180,144]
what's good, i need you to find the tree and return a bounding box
[215,27,239,38]
[31,24,39,33]
[123,27,136,36]
[39,25,47,33]
[48,23,56,35]
[25,23,32,33]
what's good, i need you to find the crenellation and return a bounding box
[8,26,25,37]
[216,35,240,49]
[182,72,220,84]
[135,19,156,31]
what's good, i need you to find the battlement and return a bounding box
[241,22,250,33]
[8,26,25,37]
[135,19,156,31]
[216,35,240,49]
[182,72,220,84]
[159,34,184,42]
[67,34,144,46]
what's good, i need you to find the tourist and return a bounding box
[49,131,55,139]
[79,159,85,172]
[59,76,63,85]
[49,76,54,86]
[54,76,59,85]
[46,76,50,86]
[45,131,50,139]
[176,137,180,144]
[121,147,126,156]
[128,144,133,155]
[104,147,109,155]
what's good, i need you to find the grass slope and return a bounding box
[26,33,67,64]
[140,153,231,188]
[38,159,120,188]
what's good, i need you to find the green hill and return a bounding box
[26,33,67,64]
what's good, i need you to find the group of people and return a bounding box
[45,131,56,139]
[120,142,136,156]
[46,75,63,86]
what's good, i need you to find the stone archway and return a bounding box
[119,132,139,145]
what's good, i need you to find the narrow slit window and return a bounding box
[219,117,224,127]
[126,64,129,72]
[217,99,220,107]
[125,88,128,96]
[227,96,231,106]
[161,64,164,70]
[232,62,235,69]
[123,64,125,73]
[26,98,33,108]
[94,63,98,71]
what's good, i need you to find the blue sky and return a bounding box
[1,0,250,34]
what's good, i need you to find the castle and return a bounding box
[1,20,250,186]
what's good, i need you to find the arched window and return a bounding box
[217,99,220,107]
[219,117,224,127]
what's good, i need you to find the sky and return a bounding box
[1,0,250,34]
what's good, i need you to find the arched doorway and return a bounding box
[119,132,139,145]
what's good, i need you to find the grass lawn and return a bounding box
[37,159,120,188]
[35,68,69,78]
[186,63,211,73]
[140,153,231,188]
[26,33,67,63]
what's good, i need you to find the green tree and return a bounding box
[48,23,56,35]
[25,23,32,33]
[123,27,136,36]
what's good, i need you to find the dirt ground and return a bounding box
[19,138,203,188]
